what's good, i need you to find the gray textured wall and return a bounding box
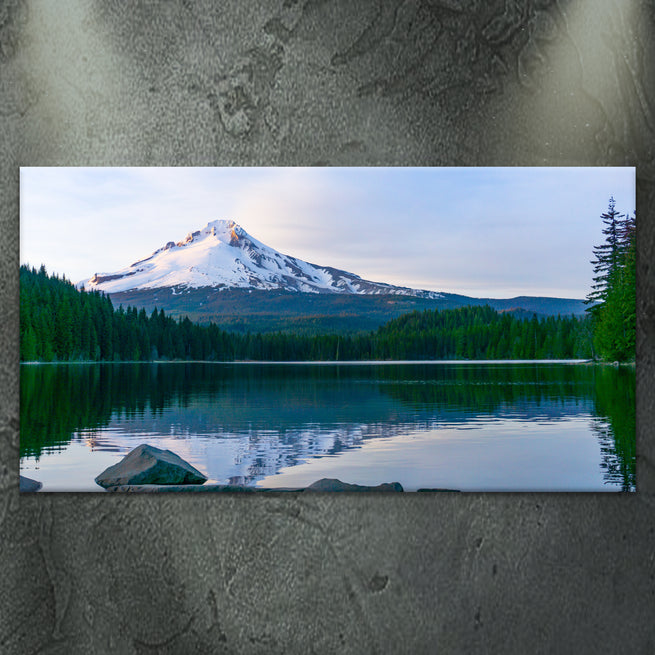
[2,1,654,653]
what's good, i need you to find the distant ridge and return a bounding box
[107,287,589,335]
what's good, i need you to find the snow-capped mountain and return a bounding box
[79,219,443,299]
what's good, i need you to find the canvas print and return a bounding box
[19,167,635,492]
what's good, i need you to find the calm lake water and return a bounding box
[20,361,635,492]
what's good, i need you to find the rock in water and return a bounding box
[304,478,403,492]
[95,444,207,488]
[19,475,42,492]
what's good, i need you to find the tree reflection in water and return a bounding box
[20,362,635,490]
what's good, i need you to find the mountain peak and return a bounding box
[79,221,443,300]
[173,219,245,248]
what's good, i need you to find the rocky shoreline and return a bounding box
[103,479,406,493]
[21,444,459,493]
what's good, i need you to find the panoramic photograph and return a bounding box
[19,167,635,492]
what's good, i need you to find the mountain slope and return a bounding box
[80,219,443,299]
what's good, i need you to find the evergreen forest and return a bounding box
[20,265,592,362]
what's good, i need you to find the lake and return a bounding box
[19,361,635,492]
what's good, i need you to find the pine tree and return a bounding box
[587,197,623,307]
[21,323,38,361]
[54,297,73,360]
[587,199,636,361]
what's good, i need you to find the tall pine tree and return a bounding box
[587,196,623,306]
[586,198,636,361]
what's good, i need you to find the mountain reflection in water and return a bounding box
[20,362,635,491]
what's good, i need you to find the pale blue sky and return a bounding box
[20,167,635,298]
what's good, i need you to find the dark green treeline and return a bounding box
[374,305,590,360]
[20,264,592,362]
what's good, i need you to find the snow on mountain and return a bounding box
[79,219,443,299]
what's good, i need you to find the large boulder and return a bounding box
[95,444,207,488]
[304,478,403,492]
